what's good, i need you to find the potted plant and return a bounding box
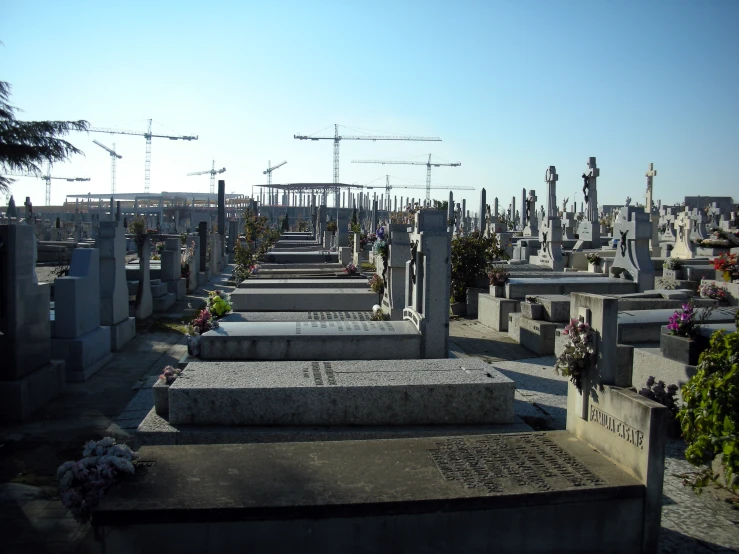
[554,318,595,392]
[326,220,338,234]
[638,376,681,438]
[368,274,384,297]
[586,252,603,273]
[153,365,183,417]
[663,257,684,280]
[488,268,510,297]
[698,280,730,305]
[207,289,232,318]
[521,296,544,320]
[659,303,712,365]
[186,307,219,356]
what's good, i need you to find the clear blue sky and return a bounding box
[2,0,737,211]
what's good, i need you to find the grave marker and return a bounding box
[535,167,564,271]
[611,205,655,292]
[574,157,601,250]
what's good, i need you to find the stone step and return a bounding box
[231,288,378,312]
[168,359,514,426]
[153,292,176,313]
[199,320,421,361]
[150,282,169,297]
[237,278,369,289]
[262,251,338,264]
[94,432,645,554]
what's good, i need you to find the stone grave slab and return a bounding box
[237,278,369,289]
[617,306,737,343]
[506,277,637,299]
[218,311,373,323]
[168,359,514,426]
[94,432,646,554]
[200,320,421,361]
[230,288,378,312]
[478,295,519,331]
[262,251,338,264]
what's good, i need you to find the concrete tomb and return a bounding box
[0,224,66,420]
[51,248,112,381]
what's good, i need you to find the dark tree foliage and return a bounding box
[0,80,89,193]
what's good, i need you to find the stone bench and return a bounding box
[199,320,421,361]
[617,307,737,344]
[165,359,514,426]
[230,288,378,312]
[506,277,637,299]
[94,432,648,554]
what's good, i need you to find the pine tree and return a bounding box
[0,80,89,194]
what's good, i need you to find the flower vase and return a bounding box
[491,285,505,298]
[187,335,202,357]
[153,379,170,417]
[722,270,731,283]
[588,262,603,274]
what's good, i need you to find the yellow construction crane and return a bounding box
[91,119,197,193]
[186,160,226,194]
[294,124,441,184]
[92,140,122,195]
[353,154,461,201]
[3,164,90,206]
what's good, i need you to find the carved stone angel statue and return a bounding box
[625,196,632,207]
[562,197,569,213]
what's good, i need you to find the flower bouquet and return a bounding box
[667,303,704,338]
[488,268,511,286]
[554,318,595,391]
[57,437,139,524]
[158,365,182,385]
[698,280,729,303]
[207,290,232,318]
[186,307,219,356]
[344,262,359,276]
[586,253,602,266]
[368,274,384,295]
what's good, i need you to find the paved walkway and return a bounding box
[0,277,737,553]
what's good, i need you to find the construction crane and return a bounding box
[364,175,473,208]
[3,164,90,206]
[92,140,122,195]
[186,160,226,194]
[293,124,441,184]
[91,119,197,193]
[263,160,287,186]
[353,154,461,201]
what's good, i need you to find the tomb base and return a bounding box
[51,326,112,382]
[167,359,515,426]
[632,346,697,404]
[478,295,518,331]
[519,317,560,355]
[0,360,66,421]
[199,321,422,361]
[110,316,136,351]
[95,433,646,554]
[230,288,377,312]
[464,287,488,318]
[507,313,521,342]
[153,292,176,313]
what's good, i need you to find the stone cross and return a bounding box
[545,167,557,217]
[536,166,564,271]
[644,163,657,212]
[523,190,538,236]
[611,205,656,291]
[582,157,599,222]
[670,210,696,259]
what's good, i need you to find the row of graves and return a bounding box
[83,209,675,553]
[0,201,231,420]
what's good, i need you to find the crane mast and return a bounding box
[92,140,122,195]
[263,160,287,205]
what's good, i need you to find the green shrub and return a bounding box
[450,231,507,303]
[678,330,739,493]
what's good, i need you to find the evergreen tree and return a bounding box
[281,213,289,231]
[0,80,89,194]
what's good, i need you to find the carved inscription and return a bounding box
[307,362,337,386]
[590,407,644,449]
[428,434,604,493]
[323,362,337,386]
[311,362,323,386]
[295,322,301,335]
[308,312,372,321]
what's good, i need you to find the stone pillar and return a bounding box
[162,237,186,300]
[134,239,153,320]
[218,180,226,257]
[479,188,486,232]
[382,223,411,320]
[96,221,136,349]
[198,222,208,271]
[536,167,564,271]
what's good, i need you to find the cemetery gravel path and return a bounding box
[450,317,739,553]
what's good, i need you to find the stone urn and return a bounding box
[610,266,624,278]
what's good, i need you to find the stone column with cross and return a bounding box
[659,206,679,240]
[688,208,708,241]
[670,209,697,259]
[644,163,660,255]
[610,205,655,292]
[535,166,564,271]
[573,157,601,251]
[523,190,538,236]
